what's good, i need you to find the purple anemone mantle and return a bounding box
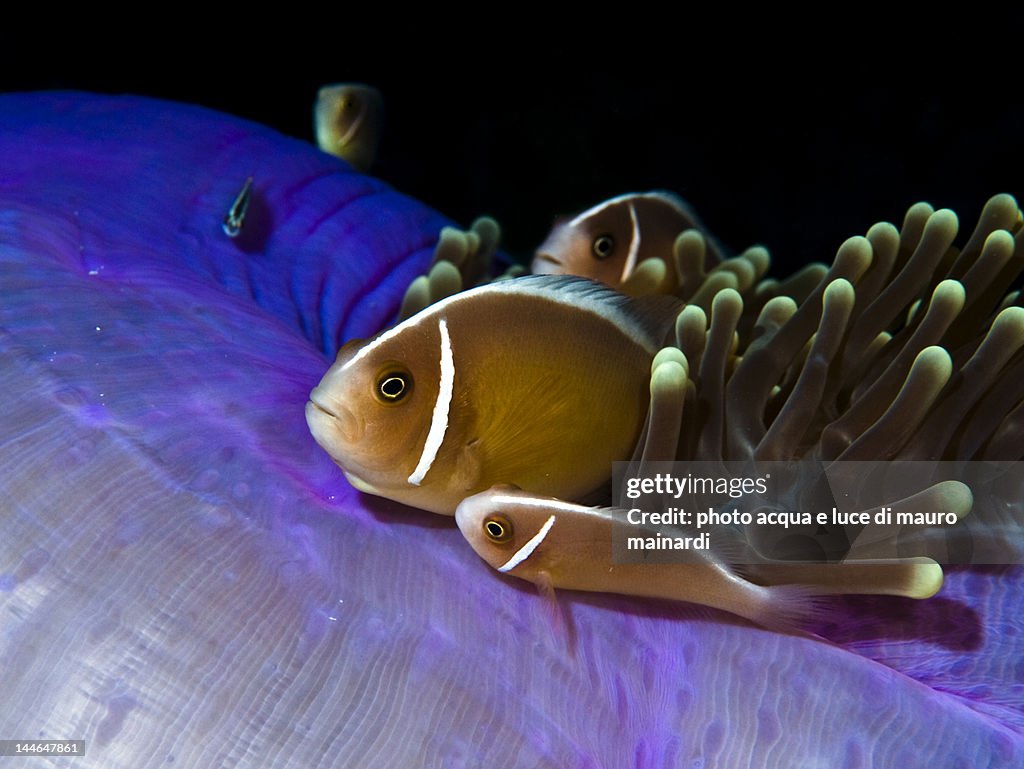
[1,92,1022,768]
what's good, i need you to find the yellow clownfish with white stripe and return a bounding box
[455,485,946,630]
[305,275,681,515]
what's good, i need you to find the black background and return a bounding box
[4,66,1020,276]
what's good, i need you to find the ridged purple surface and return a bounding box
[0,92,1021,768]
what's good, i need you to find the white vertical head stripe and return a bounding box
[407,319,454,486]
[566,192,637,228]
[497,515,557,573]
[620,202,642,282]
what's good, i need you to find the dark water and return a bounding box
[3,69,1019,273]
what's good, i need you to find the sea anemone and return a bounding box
[1,92,1022,768]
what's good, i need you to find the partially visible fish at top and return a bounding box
[532,191,724,293]
[314,83,383,172]
[305,274,681,515]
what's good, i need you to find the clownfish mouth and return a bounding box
[306,397,335,418]
[305,397,362,448]
[533,252,562,268]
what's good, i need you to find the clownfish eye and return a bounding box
[592,234,615,260]
[483,515,513,544]
[375,370,412,403]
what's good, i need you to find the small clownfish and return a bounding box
[455,486,945,630]
[532,191,724,291]
[314,83,383,172]
[305,275,681,515]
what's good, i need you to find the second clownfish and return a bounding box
[533,191,724,291]
[455,486,947,630]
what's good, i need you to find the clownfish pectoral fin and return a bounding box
[534,569,557,604]
[533,569,577,653]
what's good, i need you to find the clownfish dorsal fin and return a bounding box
[493,274,683,352]
[640,190,699,220]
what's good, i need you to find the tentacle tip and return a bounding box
[988,192,1018,209]
[675,228,707,249]
[933,278,966,307]
[996,305,1024,325]
[711,286,743,308]
[866,220,899,239]
[651,359,688,390]
[823,277,855,303]
[679,304,708,323]
[906,201,936,218]
[651,346,689,374]
[929,208,960,231]
[984,227,1017,251]
[944,480,974,520]
[907,560,944,599]
[428,259,462,282]
[917,345,953,373]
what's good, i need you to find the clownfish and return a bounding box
[314,83,383,172]
[455,486,945,630]
[532,191,724,292]
[305,275,681,515]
